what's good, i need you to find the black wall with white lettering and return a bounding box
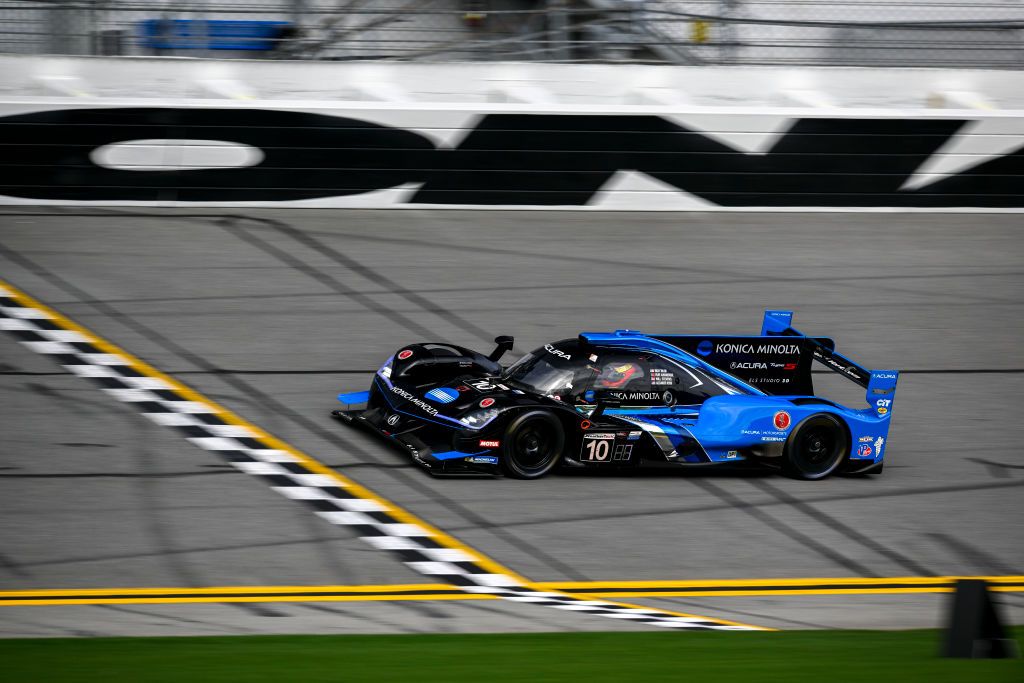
[1,107,1022,207]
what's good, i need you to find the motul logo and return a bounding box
[478,440,500,448]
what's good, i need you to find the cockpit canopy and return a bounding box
[503,339,745,405]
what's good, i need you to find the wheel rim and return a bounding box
[793,425,841,475]
[512,420,558,473]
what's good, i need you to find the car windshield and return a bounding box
[503,352,582,396]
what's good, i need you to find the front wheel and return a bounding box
[501,411,565,479]
[782,414,848,480]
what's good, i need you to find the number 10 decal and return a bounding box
[583,436,612,461]
[580,434,631,462]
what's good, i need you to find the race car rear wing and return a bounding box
[761,310,899,415]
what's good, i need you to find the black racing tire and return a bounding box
[782,413,848,481]
[501,411,565,480]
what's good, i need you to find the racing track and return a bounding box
[0,208,1022,636]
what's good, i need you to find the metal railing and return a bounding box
[1,1,1022,67]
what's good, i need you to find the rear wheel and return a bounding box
[501,411,565,479]
[782,414,848,480]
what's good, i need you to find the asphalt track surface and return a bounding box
[0,208,1022,637]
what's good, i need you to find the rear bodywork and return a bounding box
[332,310,897,477]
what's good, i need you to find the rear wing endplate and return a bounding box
[761,310,898,414]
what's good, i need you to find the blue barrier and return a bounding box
[138,20,290,51]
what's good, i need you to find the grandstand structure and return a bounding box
[0,0,1021,68]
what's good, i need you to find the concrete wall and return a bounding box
[1,56,1022,210]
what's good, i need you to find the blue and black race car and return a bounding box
[332,311,897,480]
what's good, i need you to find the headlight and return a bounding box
[460,407,501,429]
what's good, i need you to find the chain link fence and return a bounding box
[1,0,1022,67]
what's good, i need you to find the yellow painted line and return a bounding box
[572,588,1003,598]
[0,277,521,582]
[541,575,1024,590]
[0,584,457,597]
[542,576,1024,598]
[3,576,1021,606]
[5,595,494,607]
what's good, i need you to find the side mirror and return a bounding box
[488,335,514,362]
[588,390,622,420]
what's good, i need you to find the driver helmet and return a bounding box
[595,361,643,388]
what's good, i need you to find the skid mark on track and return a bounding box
[747,478,936,577]
[0,278,763,632]
[239,216,498,346]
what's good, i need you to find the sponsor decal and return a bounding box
[466,379,509,392]
[627,430,642,440]
[696,340,713,357]
[857,444,873,457]
[397,349,413,360]
[390,385,439,416]
[859,435,873,443]
[878,407,889,415]
[386,414,400,426]
[725,450,739,459]
[425,387,460,404]
[608,390,665,403]
[749,377,790,384]
[763,436,786,442]
[456,385,470,392]
[649,367,674,385]
[716,343,800,355]
[731,361,768,370]
[465,455,499,465]
[479,397,495,408]
[874,436,885,457]
[784,363,797,371]
[773,411,791,430]
[379,365,392,379]
[478,439,500,448]
[877,373,897,379]
[588,353,599,362]
[820,355,862,379]
[1,110,1001,209]
[544,343,572,360]
[584,432,615,440]
[876,398,892,415]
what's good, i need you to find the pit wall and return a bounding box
[1,56,1022,211]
